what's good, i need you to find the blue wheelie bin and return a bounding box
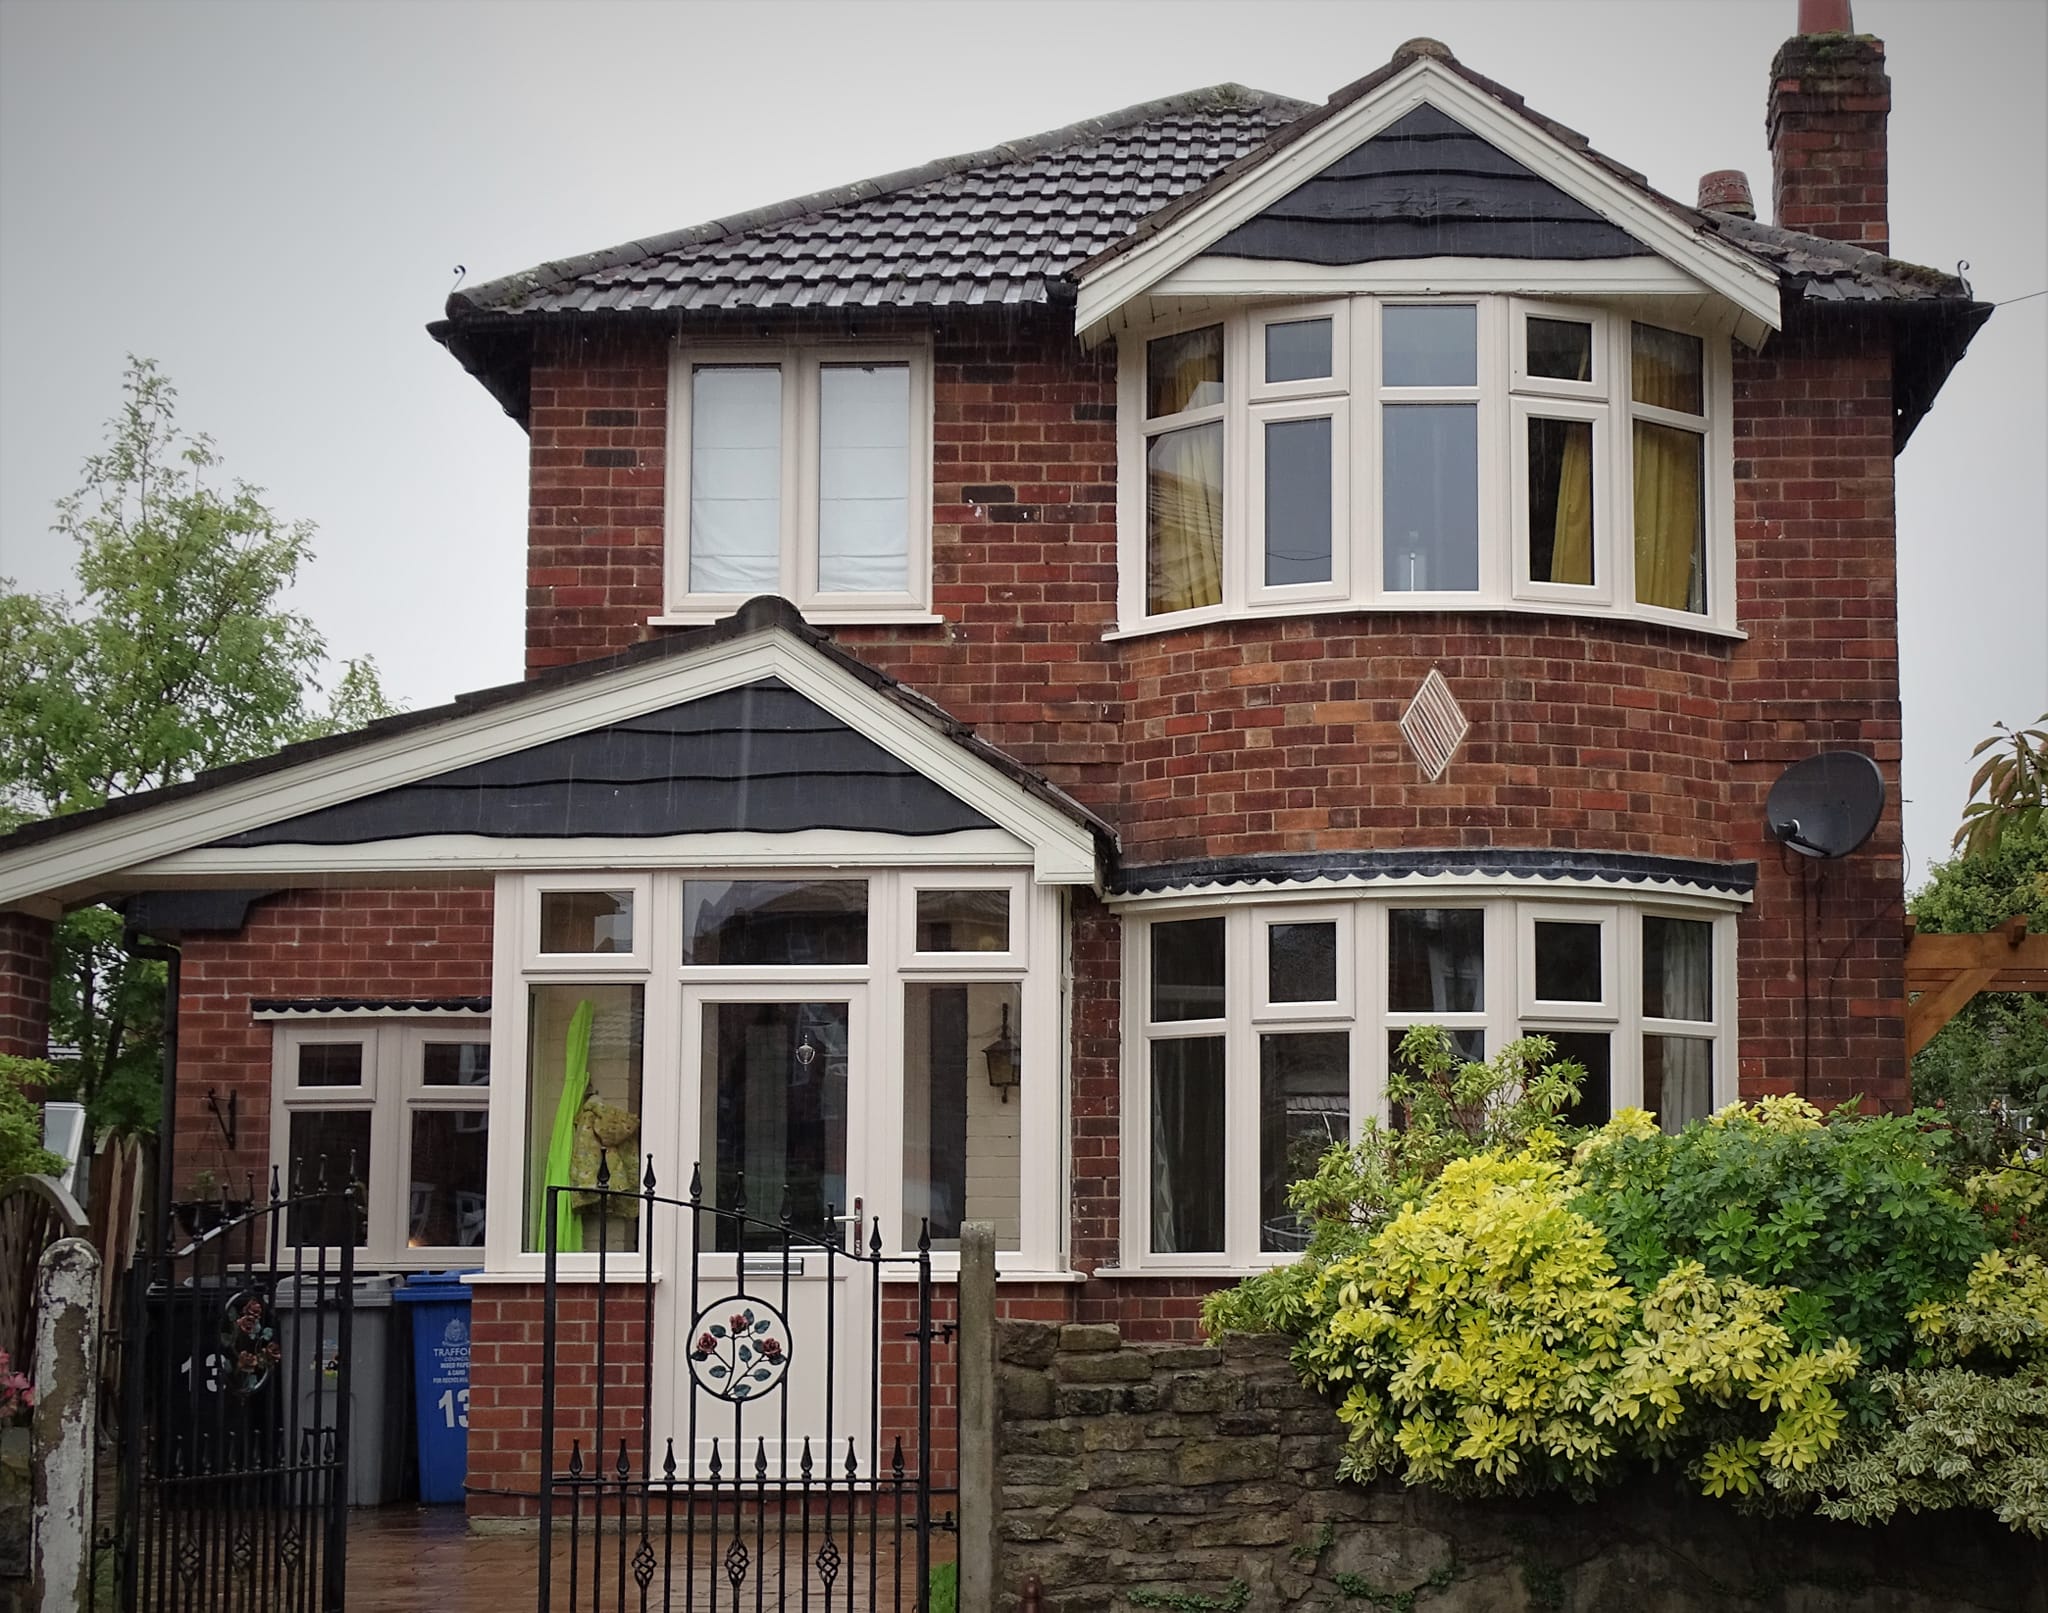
[394,1271,477,1503]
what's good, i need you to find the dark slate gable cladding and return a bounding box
[1209,105,1643,264]
[212,679,996,847]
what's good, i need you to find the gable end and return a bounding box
[1209,104,1645,265]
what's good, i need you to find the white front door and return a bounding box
[662,987,879,1483]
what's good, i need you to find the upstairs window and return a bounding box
[1117,298,1732,633]
[664,343,933,622]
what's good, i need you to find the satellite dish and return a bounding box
[1766,751,1885,859]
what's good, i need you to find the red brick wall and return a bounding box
[173,886,494,1192]
[1727,327,1904,1109]
[0,911,53,1059]
[1768,32,1890,252]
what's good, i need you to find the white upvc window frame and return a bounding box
[487,867,1064,1282]
[1111,293,1737,637]
[1118,888,1739,1273]
[661,340,936,626]
[270,1017,494,1269]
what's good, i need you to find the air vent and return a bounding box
[1399,669,1469,781]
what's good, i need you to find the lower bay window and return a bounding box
[270,1017,492,1264]
[1125,892,1733,1267]
[486,868,1060,1274]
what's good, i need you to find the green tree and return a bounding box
[1910,820,2048,1150]
[0,358,398,1132]
[1954,714,2048,860]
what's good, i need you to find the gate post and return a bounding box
[31,1236,99,1613]
[957,1222,997,1612]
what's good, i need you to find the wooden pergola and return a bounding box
[1905,915,2048,1056]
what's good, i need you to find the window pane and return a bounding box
[1382,403,1478,591]
[1260,1032,1349,1251]
[690,365,782,594]
[1533,920,1603,1002]
[701,1000,848,1251]
[1644,1035,1713,1133]
[1264,417,1333,587]
[539,889,634,955]
[1542,1030,1611,1127]
[1643,917,1714,1022]
[915,889,1010,953]
[1383,305,1477,387]
[286,1110,371,1247]
[409,1109,488,1248]
[1265,318,1333,384]
[1146,325,1223,418]
[1631,323,1703,414]
[1387,909,1483,1013]
[904,982,1021,1252]
[1268,922,1338,1004]
[818,364,910,594]
[1633,420,1706,613]
[1527,317,1593,383]
[524,983,644,1254]
[1528,416,1595,586]
[1150,1037,1225,1253]
[422,1042,490,1087]
[297,1043,364,1088]
[1147,421,1223,614]
[681,880,868,966]
[1151,918,1225,1022]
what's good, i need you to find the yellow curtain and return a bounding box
[1634,420,1704,611]
[1550,423,1593,585]
[1147,422,1224,613]
[1146,326,1224,419]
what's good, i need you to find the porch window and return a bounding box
[1126,895,1734,1269]
[522,983,644,1255]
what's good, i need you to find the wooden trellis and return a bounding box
[1905,915,2048,1056]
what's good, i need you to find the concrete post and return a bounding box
[958,1221,998,1612]
[32,1238,98,1613]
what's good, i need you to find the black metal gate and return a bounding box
[112,1172,357,1613]
[539,1159,956,1612]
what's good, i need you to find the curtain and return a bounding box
[530,996,593,1254]
[1147,422,1224,613]
[1647,1037,1713,1132]
[1529,417,1594,586]
[1146,325,1224,419]
[1633,420,1704,612]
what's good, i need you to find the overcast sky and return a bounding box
[1,0,2042,883]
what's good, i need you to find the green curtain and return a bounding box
[530,996,594,1253]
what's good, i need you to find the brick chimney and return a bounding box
[1768,0,1890,252]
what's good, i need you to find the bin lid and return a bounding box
[393,1270,480,1304]
[274,1272,402,1309]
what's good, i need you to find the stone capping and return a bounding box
[990,1321,2048,1613]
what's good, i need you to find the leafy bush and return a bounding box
[1202,1030,1583,1340]
[1570,1097,1988,1364]
[0,1055,65,1181]
[1207,1080,2048,1534]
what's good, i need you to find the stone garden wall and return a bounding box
[992,1323,2048,1613]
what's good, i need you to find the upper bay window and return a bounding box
[662,343,934,624]
[1121,297,1733,633]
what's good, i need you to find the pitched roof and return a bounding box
[0,596,1115,905]
[446,85,1310,320]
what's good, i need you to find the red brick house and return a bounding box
[0,5,1989,1515]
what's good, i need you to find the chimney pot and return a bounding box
[1698,170,1757,219]
[1797,0,1854,33]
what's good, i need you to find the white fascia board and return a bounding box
[125,828,1038,884]
[0,631,1100,905]
[1075,59,1782,341]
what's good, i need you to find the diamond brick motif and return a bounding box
[1399,668,1469,781]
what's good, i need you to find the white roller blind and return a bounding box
[817,364,910,594]
[689,365,782,594]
